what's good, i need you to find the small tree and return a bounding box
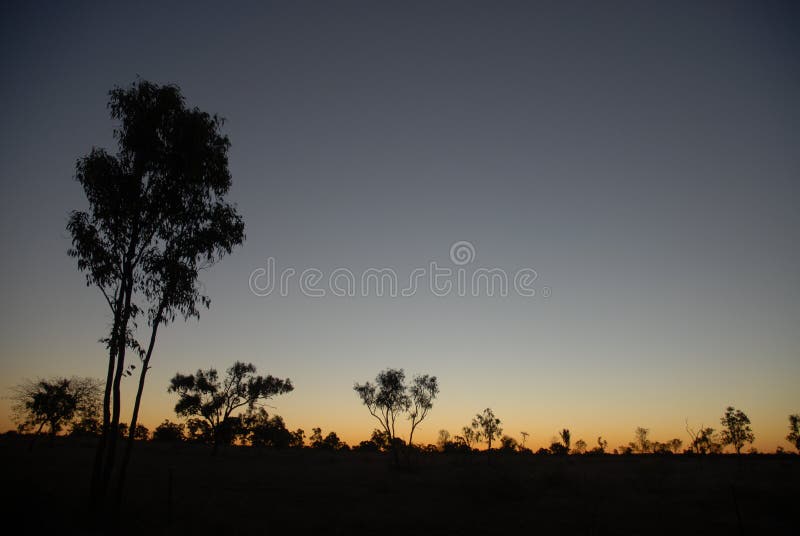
[787,414,800,452]
[354,368,438,462]
[169,361,292,455]
[71,416,102,438]
[686,419,722,454]
[461,425,481,449]
[633,427,651,454]
[152,420,184,442]
[407,374,439,447]
[589,436,608,455]
[11,377,101,447]
[472,408,502,450]
[573,439,587,455]
[499,435,518,452]
[720,406,754,455]
[437,429,452,451]
[559,428,571,452]
[245,409,293,448]
[289,428,305,448]
[310,427,346,450]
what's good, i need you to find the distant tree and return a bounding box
[652,442,666,454]
[472,408,502,450]
[310,427,347,451]
[559,429,571,452]
[117,423,129,439]
[633,427,651,454]
[354,368,438,462]
[11,377,101,448]
[309,427,324,448]
[720,406,754,455]
[667,438,683,454]
[353,368,408,458]
[573,439,587,455]
[152,420,184,442]
[549,440,568,455]
[169,362,292,455]
[116,423,148,440]
[588,436,607,455]
[499,435,518,452]
[459,425,481,449]
[407,374,439,447]
[520,431,529,449]
[67,79,245,505]
[71,416,102,438]
[245,409,293,448]
[787,414,800,453]
[289,428,305,448]
[357,429,390,452]
[696,428,722,454]
[437,429,452,451]
[185,418,213,444]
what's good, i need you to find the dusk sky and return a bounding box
[1,0,798,450]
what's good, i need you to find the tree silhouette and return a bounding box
[573,438,587,454]
[559,428,571,452]
[588,436,608,455]
[310,427,347,450]
[453,425,481,450]
[71,416,102,438]
[152,420,184,442]
[686,420,722,454]
[548,439,568,455]
[169,362,292,455]
[436,429,452,451]
[472,408,502,450]
[354,368,438,462]
[720,406,754,455]
[499,435,518,452]
[11,377,101,448]
[787,414,800,452]
[407,374,439,447]
[244,409,295,448]
[633,427,651,454]
[520,431,529,449]
[67,78,245,506]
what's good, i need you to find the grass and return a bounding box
[1,436,797,535]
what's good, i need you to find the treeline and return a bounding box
[8,371,800,456]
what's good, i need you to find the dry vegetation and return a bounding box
[2,436,796,535]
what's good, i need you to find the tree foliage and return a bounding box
[169,361,292,454]
[152,420,184,442]
[472,408,502,450]
[67,78,245,503]
[11,377,101,441]
[353,368,439,461]
[787,414,800,452]
[720,406,754,455]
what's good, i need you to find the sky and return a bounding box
[1,0,798,451]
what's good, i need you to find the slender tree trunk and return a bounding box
[101,266,135,499]
[115,310,162,505]
[91,300,123,508]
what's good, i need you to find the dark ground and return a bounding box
[1,437,796,535]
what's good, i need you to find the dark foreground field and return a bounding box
[1,437,797,535]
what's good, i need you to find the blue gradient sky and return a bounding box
[1,0,798,450]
